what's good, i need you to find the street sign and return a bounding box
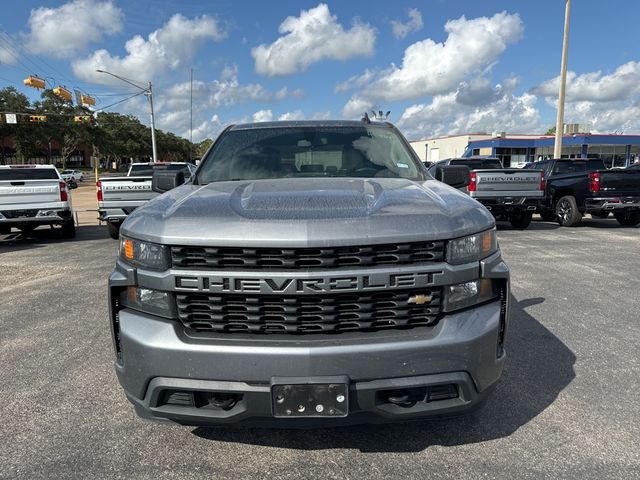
[5,113,17,124]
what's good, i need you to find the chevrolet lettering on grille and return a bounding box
[175,271,443,294]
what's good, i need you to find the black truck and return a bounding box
[526,158,640,226]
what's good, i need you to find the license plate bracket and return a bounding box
[272,383,348,418]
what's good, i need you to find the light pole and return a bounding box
[95,69,158,163]
[553,0,572,159]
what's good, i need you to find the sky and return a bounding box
[1,0,640,142]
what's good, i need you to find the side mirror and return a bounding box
[152,170,185,193]
[434,165,470,189]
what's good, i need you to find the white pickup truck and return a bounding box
[97,162,195,239]
[0,164,75,238]
[429,157,545,229]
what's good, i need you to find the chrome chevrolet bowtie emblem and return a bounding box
[408,294,433,305]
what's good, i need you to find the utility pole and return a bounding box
[146,81,158,163]
[95,69,158,163]
[190,68,193,161]
[553,0,572,159]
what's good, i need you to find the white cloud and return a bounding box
[161,65,300,111]
[188,115,224,143]
[530,61,640,133]
[335,69,376,93]
[342,96,374,119]
[26,0,123,58]
[397,79,541,139]
[532,61,640,103]
[251,3,376,76]
[72,13,226,83]
[252,109,274,122]
[347,11,523,103]
[391,8,423,39]
[278,110,305,121]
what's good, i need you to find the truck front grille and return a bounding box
[171,241,445,270]
[176,288,442,334]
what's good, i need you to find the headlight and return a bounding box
[120,287,176,318]
[119,236,170,270]
[446,229,497,265]
[443,279,501,312]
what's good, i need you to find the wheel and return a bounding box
[61,219,76,238]
[555,196,582,227]
[539,210,557,222]
[107,222,120,239]
[509,212,533,230]
[613,211,640,226]
[591,211,610,219]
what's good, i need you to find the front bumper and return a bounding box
[113,298,506,427]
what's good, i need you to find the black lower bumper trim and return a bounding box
[127,371,494,427]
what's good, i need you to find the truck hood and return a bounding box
[121,177,494,247]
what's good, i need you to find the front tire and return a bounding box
[509,212,533,230]
[614,211,640,226]
[556,196,582,227]
[107,222,120,239]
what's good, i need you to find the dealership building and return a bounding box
[410,132,640,168]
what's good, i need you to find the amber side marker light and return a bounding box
[123,239,134,260]
[481,230,494,253]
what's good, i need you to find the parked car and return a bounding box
[97,162,196,239]
[525,158,640,226]
[0,164,75,237]
[108,120,510,427]
[60,169,85,182]
[428,157,545,229]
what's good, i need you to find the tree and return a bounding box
[197,138,214,159]
[0,87,36,164]
[545,126,556,135]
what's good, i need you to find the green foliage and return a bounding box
[197,138,214,159]
[0,87,198,166]
[545,126,556,135]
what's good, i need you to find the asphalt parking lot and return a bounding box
[1,213,639,479]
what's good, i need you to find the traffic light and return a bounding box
[29,115,47,123]
[23,75,46,89]
[53,86,72,102]
[80,94,96,106]
[73,115,92,123]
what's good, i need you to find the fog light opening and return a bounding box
[207,392,242,411]
[426,384,459,402]
[379,387,427,408]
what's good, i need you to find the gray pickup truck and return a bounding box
[108,120,510,427]
[98,162,196,239]
[429,158,545,229]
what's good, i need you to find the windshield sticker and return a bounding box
[396,162,409,169]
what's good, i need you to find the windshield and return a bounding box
[0,168,59,180]
[196,125,421,183]
[129,164,191,177]
[450,159,503,169]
